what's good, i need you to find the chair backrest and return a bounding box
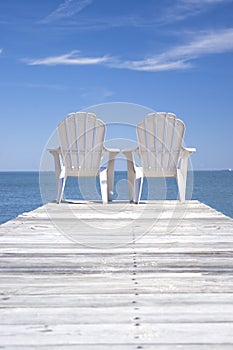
[57,112,106,174]
[137,112,185,176]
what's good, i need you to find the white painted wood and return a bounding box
[66,113,79,169]
[76,111,86,169]
[165,113,176,169]
[99,167,108,204]
[85,113,96,169]
[154,112,166,169]
[124,113,196,203]
[49,112,119,204]
[137,119,149,169]
[92,118,105,171]
[57,119,72,170]
[134,166,143,203]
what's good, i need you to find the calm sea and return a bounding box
[0,171,232,224]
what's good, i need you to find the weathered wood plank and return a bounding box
[1,323,233,345]
[2,346,233,350]
[1,292,233,307]
[1,200,233,348]
[1,303,233,325]
[3,346,233,350]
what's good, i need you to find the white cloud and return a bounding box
[23,28,233,72]
[110,28,233,71]
[24,51,111,66]
[42,0,93,23]
[39,0,232,29]
[0,48,3,54]
[164,28,233,63]
[109,59,192,72]
[161,0,232,24]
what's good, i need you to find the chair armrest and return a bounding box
[122,147,139,162]
[48,148,62,189]
[182,147,196,153]
[178,146,196,185]
[103,146,120,161]
[48,147,61,155]
[103,146,120,153]
[181,146,196,159]
[122,147,139,154]
[122,147,140,176]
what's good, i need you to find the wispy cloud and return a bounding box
[180,0,229,3]
[168,28,233,57]
[39,0,232,29]
[41,0,93,23]
[24,50,111,66]
[161,0,232,24]
[0,82,67,90]
[23,28,233,72]
[0,48,3,54]
[110,58,192,72]
[80,87,114,102]
[111,28,233,71]
[57,14,153,30]
[22,83,67,90]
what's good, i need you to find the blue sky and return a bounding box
[0,0,233,170]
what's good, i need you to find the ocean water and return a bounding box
[0,171,232,225]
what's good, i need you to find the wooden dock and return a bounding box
[1,200,233,349]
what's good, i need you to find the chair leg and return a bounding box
[134,167,143,204]
[177,166,188,203]
[107,159,114,202]
[99,167,108,204]
[57,176,66,204]
[128,171,136,204]
[177,171,185,202]
[125,158,136,203]
[177,154,189,202]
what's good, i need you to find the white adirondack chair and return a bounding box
[123,112,196,203]
[49,112,119,204]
